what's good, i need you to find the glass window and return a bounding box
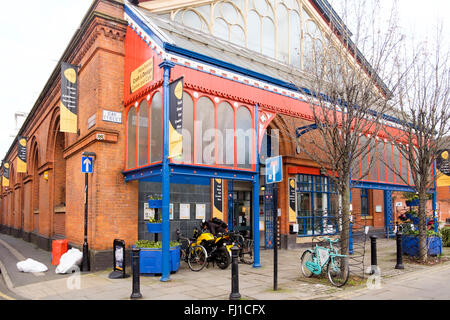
[401,149,408,184]
[150,91,162,163]
[393,145,402,183]
[262,17,275,58]
[182,92,194,163]
[248,10,261,53]
[290,10,301,67]
[138,100,149,166]
[195,97,215,164]
[183,10,204,32]
[277,4,289,64]
[360,136,369,180]
[126,107,137,169]
[377,141,386,182]
[360,189,369,216]
[214,18,229,41]
[230,25,246,47]
[369,140,378,181]
[217,102,235,166]
[386,143,394,183]
[236,106,253,169]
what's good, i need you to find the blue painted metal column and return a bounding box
[253,104,261,268]
[384,190,394,238]
[159,60,175,282]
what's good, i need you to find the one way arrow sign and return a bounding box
[82,156,93,173]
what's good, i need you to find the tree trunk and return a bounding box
[340,184,350,256]
[418,194,428,262]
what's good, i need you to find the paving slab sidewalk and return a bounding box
[0,232,448,300]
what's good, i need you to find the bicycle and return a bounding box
[226,231,254,265]
[300,237,349,287]
[176,229,208,272]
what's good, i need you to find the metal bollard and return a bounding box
[130,247,142,299]
[229,245,241,300]
[370,235,378,275]
[395,232,404,270]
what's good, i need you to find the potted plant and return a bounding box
[146,217,163,233]
[404,193,420,207]
[133,240,181,274]
[401,224,443,257]
[147,194,162,209]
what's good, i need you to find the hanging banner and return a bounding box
[437,149,450,187]
[60,62,79,133]
[2,162,10,187]
[288,178,297,223]
[17,136,27,173]
[213,178,223,220]
[168,77,184,159]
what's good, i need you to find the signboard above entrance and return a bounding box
[130,57,153,94]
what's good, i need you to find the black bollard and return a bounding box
[130,247,142,299]
[370,235,378,275]
[395,232,404,270]
[229,245,241,300]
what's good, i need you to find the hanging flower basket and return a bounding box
[405,199,420,207]
[146,222,162,233]
[148,199,162,209]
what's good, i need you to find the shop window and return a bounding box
[195,96,215,164]
[217,101,234,166]
[126,107,137,169]
[150,91,162,163]
[236,106,253,169]
[138,99,149,166]
[182,92,194,163]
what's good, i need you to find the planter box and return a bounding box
[405,199,420,207]
[402,235,442,257]
[132,245,181,274]
[148,199,162,209]
[146,222,162,233]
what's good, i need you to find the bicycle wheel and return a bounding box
[240,238,254,265]
[187,245,208,272]
[300,250,314,278]
[327,256,349,287]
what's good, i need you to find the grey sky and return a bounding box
[0,0,448,159]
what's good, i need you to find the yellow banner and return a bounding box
[60,101,77,133]
[437,169,450,187]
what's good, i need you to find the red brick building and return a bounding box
[0,0,444,272]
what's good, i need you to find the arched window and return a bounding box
[150,91,162,163]
[217,102,234,166]
[126,107,137,169]
[236,106,253,169]
[182,92,194,163]
[138,100,149,166]
[195,96,215,164]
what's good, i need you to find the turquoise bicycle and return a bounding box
[300,237,349,287]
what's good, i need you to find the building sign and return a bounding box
[437,150,450,187]
[60,62,79,133]
[2,162,10,187]
[266,156,283,184]
[102,110,122,124]
[17,136,27,173]
[288,178,296,223]
[130,57,153,93]
[168,77,184,159]
[213,178,223,220]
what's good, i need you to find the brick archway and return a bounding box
[28,139,40,233]
[47,109,67,238]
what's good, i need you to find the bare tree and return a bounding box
[385,28,450,262]
[277,0,407,259]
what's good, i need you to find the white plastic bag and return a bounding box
[55,248,83,274]
[17,258,48,273]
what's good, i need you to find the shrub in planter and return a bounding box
[133,240,181,274]
[442,227,450,247]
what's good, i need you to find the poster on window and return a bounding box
[60,62,79,133]
[180,203,190,220]
[437,149,450,187]
[288,178,297,223]
[2,162,9,187]
[213,178,223,220]
[17,136,27,173]
[168,77,183,159]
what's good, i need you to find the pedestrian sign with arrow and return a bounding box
[82,156,93,173]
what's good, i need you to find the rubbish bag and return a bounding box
[17,258,48,273]
[55,248,83,274]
